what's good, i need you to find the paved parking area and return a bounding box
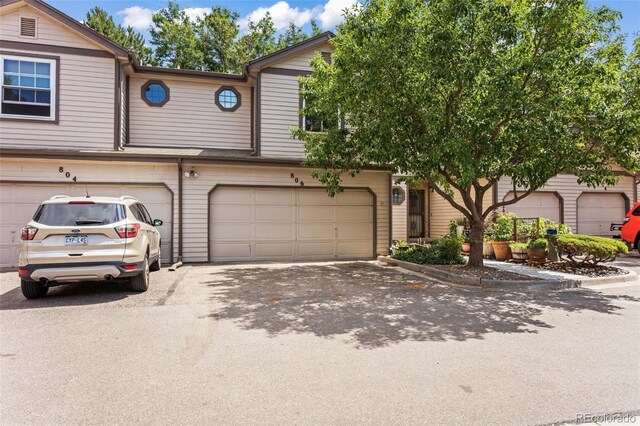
[1,261,639,425]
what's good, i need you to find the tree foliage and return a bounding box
[85,7,152,64]
[293,0,640,266]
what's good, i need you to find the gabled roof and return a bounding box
[0,0,130,57]
[248,31,334,70]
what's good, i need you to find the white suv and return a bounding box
[18,195,163,299]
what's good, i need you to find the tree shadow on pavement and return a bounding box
[203,263,640,349]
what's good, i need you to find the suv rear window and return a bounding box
[33,203,126,226]
[633,206,640,216]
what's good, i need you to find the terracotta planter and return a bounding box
[491,241,513,261]
[510,246,529,262]
[483,242,495,259]
[462,242,471,253]
[527,248,548,261]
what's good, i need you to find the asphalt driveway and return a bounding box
[1,261,639,425]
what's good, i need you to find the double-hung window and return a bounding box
[1,55,56,120]
[302,97,339,133]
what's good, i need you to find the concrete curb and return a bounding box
[375,256,620,290]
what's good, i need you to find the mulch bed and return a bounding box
[431,265,541,281]
[535,262,629,278]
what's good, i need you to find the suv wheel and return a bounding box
[21,279,48,299]
[635,233,639,251]
[130,254,150,292]
[150,249,161,272]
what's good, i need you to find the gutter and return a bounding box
[169,157,184,271]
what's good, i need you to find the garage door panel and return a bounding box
[255,243,293,257]
[212,188,252,204]
[211,205,251,221]
[338,223,372,239]
[337,190,372,205]
[298,206,334,222]
[298,223,336,239]
[255,189,293,204]
[255,224,294,240]
[298,242,334,257]
[298,190,335,205]
[210,187,373,261]
[255,206,294,222]
[210,242,251,259]
[0,183,173,267]
[337,206,373,221]
[213,225,252,240]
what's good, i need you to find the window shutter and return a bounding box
[20,17,37,37]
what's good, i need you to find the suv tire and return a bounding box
[150,249,161,272]
[130,254,150,292]
[635,233,639,251]
[21,279,48,299]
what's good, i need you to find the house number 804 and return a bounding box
[58,166,78,182]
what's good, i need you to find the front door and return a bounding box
[408,189,425,238]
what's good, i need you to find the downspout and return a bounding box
[170,157,184,270]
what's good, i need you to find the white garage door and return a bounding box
[210,187,373,261]
[504,191,561,222]
[577,193,626,237]
[0,182,172,267]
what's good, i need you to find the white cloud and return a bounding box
[117,6,154,31]
[239,1,318,31]
[317,0,360,28]
[184,7,212,22]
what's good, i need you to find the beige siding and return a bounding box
[391,177,407,240]
[0,158,179,263]
[498,173,635,233]
[181,165,390,262]
[429,186,493,237]
[270,44,333,71]
[0,49,115,150]
[258,42,334,159]
[129,77,251,150]
[259,72,303,158]
[0,5,103,50]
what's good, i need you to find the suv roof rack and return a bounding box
[49,195,70,200]
[119,196,138,201]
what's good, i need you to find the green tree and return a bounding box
[276,22,309,50]
[196,7,241,72]
[150,1,203,69]
[235,14,278,66]
[293,0,640,266]
[85,7,152,64]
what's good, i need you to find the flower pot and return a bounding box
[527,248,548,261]
[483,242,495,259]
[462,242,471,253]
[491,241,512,261]
[510,246,529,262]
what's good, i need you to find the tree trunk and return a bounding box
[468,219,485,267]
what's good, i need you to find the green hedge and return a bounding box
[391,237,465,265]
[553,234,628,266]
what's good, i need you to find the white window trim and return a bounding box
[0,54,56,121]
[18,16,38,39]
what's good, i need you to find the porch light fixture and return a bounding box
[184,169,198,178]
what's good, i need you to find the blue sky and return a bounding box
[47,0,639,50]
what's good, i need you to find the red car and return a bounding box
[621,201,640,250]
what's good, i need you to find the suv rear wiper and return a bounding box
[75,220,105,225]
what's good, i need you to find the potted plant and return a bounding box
[509,242,529,262]
[527,238,548,262]
[490,213,517,261]
[461,228,471,253]
[483,236,495,259]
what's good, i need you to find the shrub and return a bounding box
[509,242,528,250]
[391,236,465,265]
[553,234,628,266]
[489,212,518,241]
[528,238,548,250]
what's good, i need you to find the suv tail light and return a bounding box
[115,223,140,238]
[21,226,38,240]
[68,201,95,204]
[623,217,630,223]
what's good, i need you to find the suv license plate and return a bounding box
[65,235,88,246]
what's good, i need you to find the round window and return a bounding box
[392,187,405,205]
[215,87,240,111]
[142,81,169,107]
